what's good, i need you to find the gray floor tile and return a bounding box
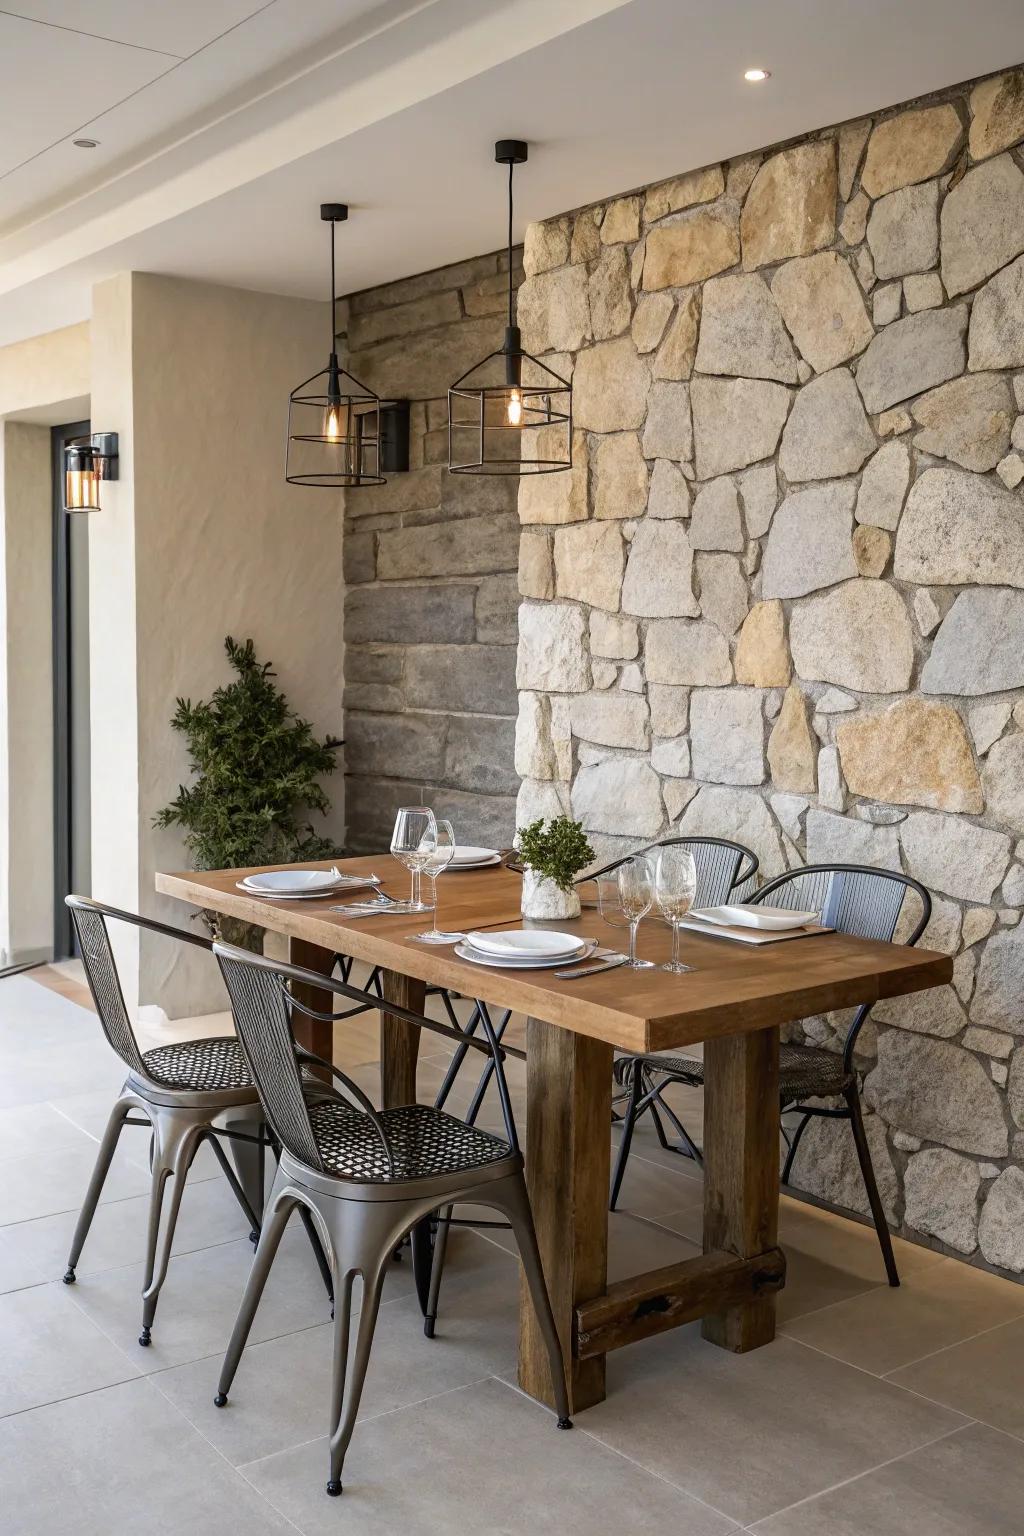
[0,1377,295,1536]
[0,1172,255,1294]
[65,1224,343,1369]
[242,1376,738,1534]
[0,1138,152,1226]
[157,1230,522,1465]
[572,1328,966,1526]
[0,1101,96,1162]
[888,1314,1024,1437]
[0,1281,139,1417]
[782,1256,1024,1375]
[749,1423,1024,1535]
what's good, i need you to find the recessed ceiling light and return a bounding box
[743,68,771,83]
[73,137,99,149]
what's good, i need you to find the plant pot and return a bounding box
[521,870,582,921]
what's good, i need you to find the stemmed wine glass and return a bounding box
[615,855,656,970]
[390,807,436,913]
[413,820,461,944]
[655,846,697,974]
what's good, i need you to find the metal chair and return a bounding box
[210,942,571,1498]
[610,864,932,1287]
[62,896,269,1346]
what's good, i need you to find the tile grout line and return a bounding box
[880,1310,1024,1379]
[737,1421,974,1531]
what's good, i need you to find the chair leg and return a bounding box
[423,1204,452,1338]
[326,1259,390,1496]
[609,1060,643,1211]
[139,1120,205,1344]
[221,1112,266,1238]
[297,1202,334,1306]
[64,1094,133,1283]
[409,1215,434,1317]
[488,1176,571,1428]
[844,1085,900,1288]
[205,1130,262,1238]
[781,1109,813,1187]
[215,1188,299,1403]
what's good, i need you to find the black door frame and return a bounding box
[51,420,90,959]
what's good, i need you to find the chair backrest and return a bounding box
[212,943,518,1177]
[213,944,326,1170]
[752,863,932,1067]
[66,895,214,1078]
[584,836,758,907]
[753,862,930,945]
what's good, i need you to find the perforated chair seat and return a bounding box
[308,1099,513,1182]
[638,1043,855,1103]
[141,1036,254,1093]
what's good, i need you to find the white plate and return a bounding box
[237,874,377,899]
[449,845,500,865]
[242,869,345,894]
[466,929,587,960]
[455,940,597,970]
[691,903,817,932]
[447,852,503,870]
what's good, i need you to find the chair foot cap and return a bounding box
[326,1480,343,1497]
[138,1328,152,1347]
[214,1393,228,1408]
[423,1316,435,1339]
[63,1267,76,1285]
[249,1230,259,1245]
[557,1417,573,1430]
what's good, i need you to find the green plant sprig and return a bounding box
[516,816,594,893]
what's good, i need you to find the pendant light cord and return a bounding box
[329,217,337,350]
[507,158,515,330]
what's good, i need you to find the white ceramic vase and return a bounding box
[521,869,582,920]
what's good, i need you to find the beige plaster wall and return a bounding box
[0,423,53,965]
[90,273,345,1016]
[0,321,89,419]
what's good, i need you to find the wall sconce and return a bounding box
[64,432,118,512]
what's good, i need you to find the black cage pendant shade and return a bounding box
[448,141,572,476]
[286,203,385,489]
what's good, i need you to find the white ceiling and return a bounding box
[0,0,1022,348]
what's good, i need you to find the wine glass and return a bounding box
[617,855,656,970]
[655,846,697,974]
[390,807,436,912]
[413,820,459,943]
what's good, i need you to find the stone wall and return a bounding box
[340,250,523,852]
[514,65,1024,1276]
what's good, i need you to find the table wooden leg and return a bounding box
[518,1017,613,1413]
[287,937,337,1063]
[379,969,425,1108]
[701,1026,780,1351]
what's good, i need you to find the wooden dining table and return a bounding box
[156,854,952,1415]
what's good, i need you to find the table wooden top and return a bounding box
[156,856,952,1054]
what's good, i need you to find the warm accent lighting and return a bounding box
[63,433,118,513]
[448,140,572,476]
[743,67,771,82]
[286,203,389,490]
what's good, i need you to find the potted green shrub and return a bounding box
[516,815,594,920]
[154,636,341,950]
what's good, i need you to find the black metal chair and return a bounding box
[62,897,270,1346]
[211,942,571,1498]
[610,864,932,1288]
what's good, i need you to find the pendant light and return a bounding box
[448,141,572,476]
[286,203,386,489]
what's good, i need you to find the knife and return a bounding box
[555,954,629,980]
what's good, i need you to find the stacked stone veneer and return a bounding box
[341,250,523,852]
[514,66,1024,1275]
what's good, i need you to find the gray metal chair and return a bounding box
[211,942,571,1498]
[62,896,268,1346]
[610,864,932,1288]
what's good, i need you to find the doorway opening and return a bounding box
[51,421,91,959]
